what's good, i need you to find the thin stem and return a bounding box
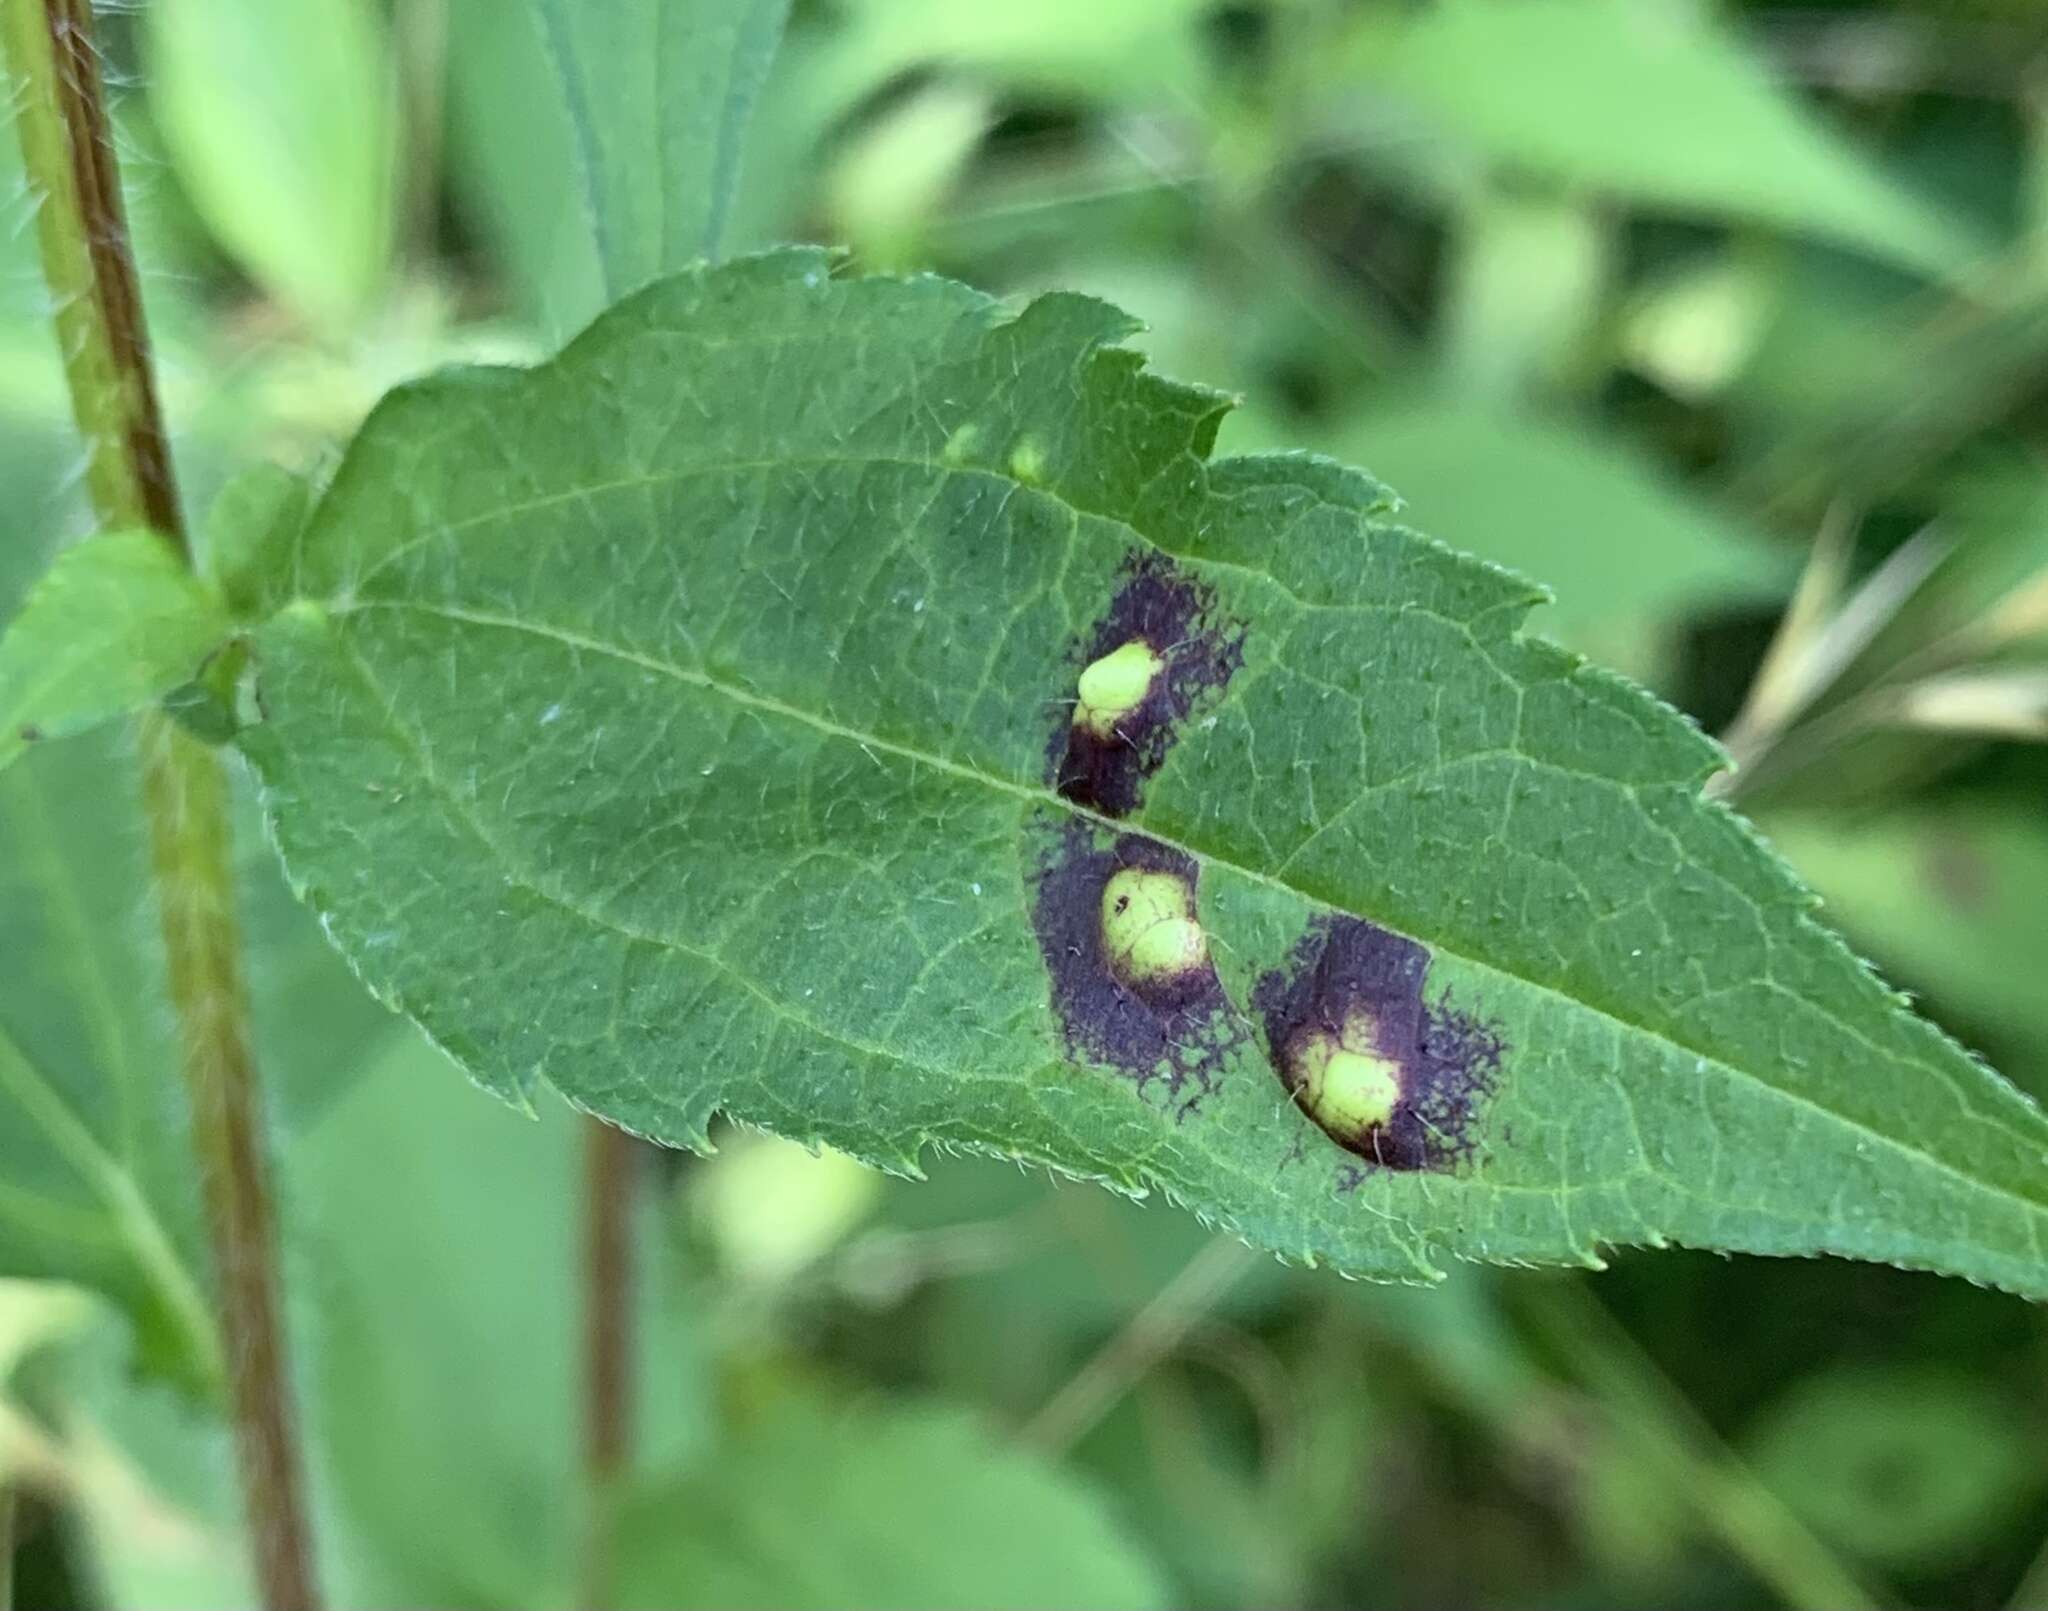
[139,713,317,1610]
[1518,1278,1886,1611]
[581,1116,636,1611]
[1,1487,13,1611]
[1018,1236,1254,1455]
[1,0,180,545]
[2,3,318,1607]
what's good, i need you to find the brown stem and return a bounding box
[1,1,319,1605]
[16,0,182,543]
[581,1117,636,1611]
[139,714,318,1610]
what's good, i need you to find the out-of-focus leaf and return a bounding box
[45,1299,397,1611]
[54,1315,256,1611]
[825,80,993,268]
[1440,187,1608,400]
[238,251,2048,1298]
[852,1156,1293,1346]
[1070,1385,1301,1609]
[1727,264,2048,517]
[144,0,395,328]
[444,0,790,335]
[1719,466,2048,806]
[0,717,216,1396]
[62,1026,709,1609]
[0,531,229,774]
[1356,0,1980,280]
[1623,257,1775,402]
[1745,1367,2041,1570]
[1765,808,2048,1069]
[616,1393,1170,1610]
[296,1032,709,1608]
[813,0,1211,111]
[200,465,315,622]
[1870,466,2048,669]
[0,499,394,1396]
[1229,400,1787,682]
[0,1278,93,1384]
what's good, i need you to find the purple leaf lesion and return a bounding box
[1028,821,1246,1118]
[1254,916,1504,1172]
[1030,559,1502,1171]
[1048,552,1244,818]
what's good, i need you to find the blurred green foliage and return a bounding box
[5,0,2048,1607]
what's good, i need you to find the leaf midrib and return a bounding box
[318,592,2048,1228]
[298,612,1688,1236]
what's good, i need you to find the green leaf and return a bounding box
[240,250,2048,1298]
[295,1033,707,1607]
[0,719,213,1396]
[616,1394,1169,1611]
[144,0,395,328]
[0,531,229,774]
[200,463,316,622]
[51,1028,702,1611]
[445,0,790,335]
[0,501,396,1394]
[813,0,1212,107]
[1359,0,1981,281]
[1765,808,2048,1080]
[1744,1366,2041,1570]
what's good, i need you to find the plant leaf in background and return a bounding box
[1743,1366,2042,1573]
[0,531,228,774]
[51,1031,1168,1609]
[292,1034,706,1607]
[812,0,1211,108]
[235,250,2048,1298]
[1352,0,1981,281]
[1223,402,1788,686]
[1768,809,2048,1097]
[144,0,396,330]
[616,1396,1169,1611]
[0,507,396,1397]
[40,1032,684,1610]
[445,0,790,336]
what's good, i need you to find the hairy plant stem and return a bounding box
[1,3,319,1607]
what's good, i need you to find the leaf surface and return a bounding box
[240,251,2048,1297]
[0,531,228,773]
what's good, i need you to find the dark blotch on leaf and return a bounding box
[1050,553,1244,817]
[1254,917,1502,1172]
[18,724,41,744]
[1030,822,1245,1116]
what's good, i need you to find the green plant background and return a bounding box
[5,0,2048,1607]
